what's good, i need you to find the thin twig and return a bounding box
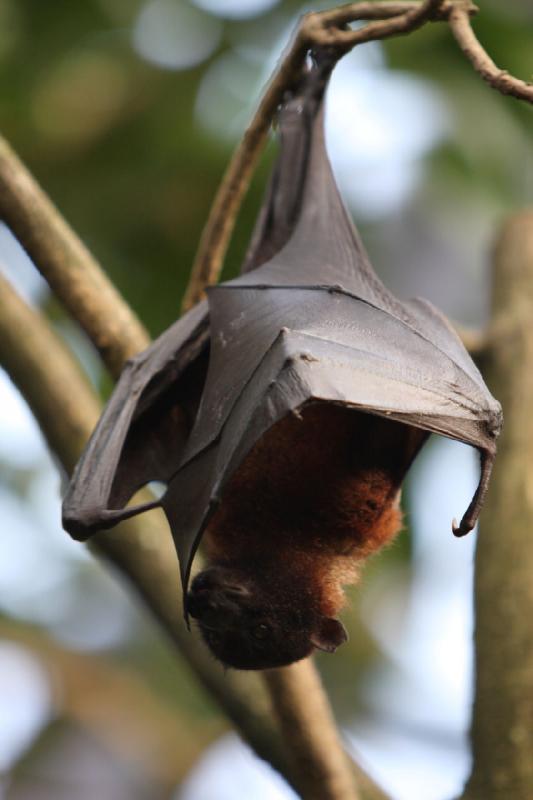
[183,0,532,310]
[179,4,442,314]
[308,0,448,50]
[180,25,310,311]
[181,0,449,310]
[318,1,429,26]
[448,5,533,103]
[0,136,149,378]
[315,0,477,27]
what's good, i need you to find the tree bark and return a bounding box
[264,664,358,800]
[461,210,533,799]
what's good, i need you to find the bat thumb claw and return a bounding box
[452,517,473,537]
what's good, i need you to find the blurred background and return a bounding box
[0,0,531,798]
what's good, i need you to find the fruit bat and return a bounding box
[62,53,502,670]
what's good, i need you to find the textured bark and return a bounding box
[461,210,533,799]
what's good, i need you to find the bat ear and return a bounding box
[310,617,348,654]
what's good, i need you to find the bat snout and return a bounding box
[187,569,251,627]
[190,566,251,597]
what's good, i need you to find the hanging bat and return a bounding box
[62,53,502,670]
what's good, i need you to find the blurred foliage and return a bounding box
[0,0,531,798]
[2,617,223,798]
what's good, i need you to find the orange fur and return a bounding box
[205,403,424,617]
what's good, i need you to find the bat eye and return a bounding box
[252,623,271,640]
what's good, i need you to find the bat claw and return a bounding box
[452,517,473,537]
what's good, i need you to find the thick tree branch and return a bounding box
[0,136,149,378]
[459,211,533,800]
[265,664,386,800]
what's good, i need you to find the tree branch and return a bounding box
[180,0,444,310]
[182,0,532,311]
[459,211,533,800]
[181,0,445,311]
[266,664,356,800]
[447,5,533,103]
[0,135,149,378]
[307,0,448,50]
[180,24,310,312]
[265,664,387,800]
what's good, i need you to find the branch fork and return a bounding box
[182,0,532,312]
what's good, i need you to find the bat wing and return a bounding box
[163,284,500,592]
[159,57,501,592]
[63,54,501,600]
[62,300,209,539]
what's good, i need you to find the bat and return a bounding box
[62,53,502,670]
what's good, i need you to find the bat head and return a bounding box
[186,565,348,670]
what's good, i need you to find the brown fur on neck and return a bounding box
[204,403,421,618]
